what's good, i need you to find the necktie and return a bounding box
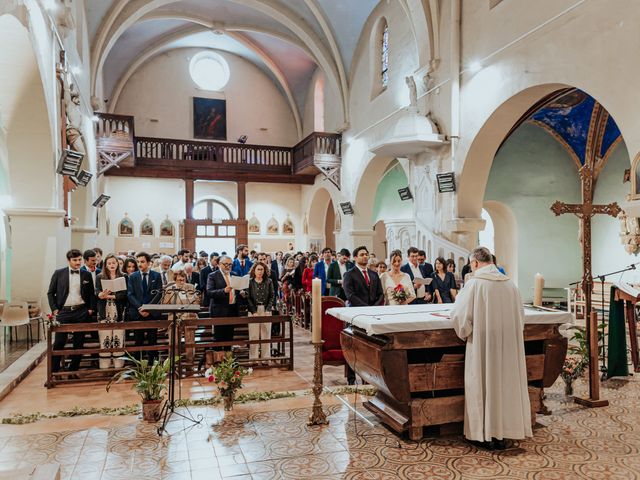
[70,270,79,275]
[162,271,167,286]
[143,273,149,293]
[241,260,245,269]
[362,269,370,286]
[225,274,235,304]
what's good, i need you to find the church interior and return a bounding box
[2,0,640,478]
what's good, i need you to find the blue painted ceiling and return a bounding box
[527,89,621,165]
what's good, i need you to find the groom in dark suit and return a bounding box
[127,252,163,363]
[206,255,238,350]
[47,249,96,372]
[343,246,384,307]
[342,246,383,385]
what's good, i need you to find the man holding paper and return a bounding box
[207,255,239,349]
[401,247,433,303]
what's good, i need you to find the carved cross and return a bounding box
[551,164,621,405]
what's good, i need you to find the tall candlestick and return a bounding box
[534,273,544,307]
[312,278,322,343]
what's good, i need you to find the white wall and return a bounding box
[114,48,298,147]
[102,177,185,254]
[194,180,237,217]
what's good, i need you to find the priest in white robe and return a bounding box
[450,246,532,449]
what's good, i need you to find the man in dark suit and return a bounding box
[127,252,163,363]
[80,249,101,288]
[313,247,334,295]
[207,255,238,350]
[327,248,354,300]
[343,246,384,307]
[401,247,433,304]
[47,249,96,372]
[199,252,219,296]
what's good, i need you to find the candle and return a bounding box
[534,273,544,307]
[312,278,322,343]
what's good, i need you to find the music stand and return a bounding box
[141,303,202,435]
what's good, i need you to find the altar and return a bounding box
[327,304,573,440]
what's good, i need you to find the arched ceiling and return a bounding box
[87,0,381,132]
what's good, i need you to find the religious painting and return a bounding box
[248,214,260,234]
[309,238,322,253]
[266,216,279,235]
[140,217,154,236]
[160,217,175,237]
[118,216,134,237]
[282,214,294,235]
[193,97,227,140]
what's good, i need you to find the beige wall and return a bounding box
[114,48,298,147]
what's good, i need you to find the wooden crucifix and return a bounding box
[551,164,621,408]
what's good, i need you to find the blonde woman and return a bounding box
[380,250,416,305]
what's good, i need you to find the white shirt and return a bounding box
[64,267,83,306]
[171,260,186,272]
[323,260,331,276]
[339,262,347,278]
[409,263,426,298]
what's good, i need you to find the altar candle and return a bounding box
[534,273,544,307]
[312,278,322,343]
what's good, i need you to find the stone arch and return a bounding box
[352,156,410,231]
[308,187,335,247]
[457,84,569,220]
[483,200,518,285]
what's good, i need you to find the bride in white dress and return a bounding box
[380,250,416,305]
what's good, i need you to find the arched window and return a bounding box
[193,199,233,220]
[380,21,389,89]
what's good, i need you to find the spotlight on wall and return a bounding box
[92,194,111,208]
[340,202,354,215]
[237,135,248,144]
[398,187,413,201]
[436,172,456,193]
[70,170,93,187]
[56,148,84,176]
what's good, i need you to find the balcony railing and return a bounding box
[95,113,341,181]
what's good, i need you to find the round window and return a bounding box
[189,52,230,91]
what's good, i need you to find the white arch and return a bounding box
[483,200,518,284]
[107,25,302,138]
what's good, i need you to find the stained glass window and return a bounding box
[381,22,389,88]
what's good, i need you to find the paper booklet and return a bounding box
[101,277,127,292]
[414,277,433,286]
[230,274,250,290]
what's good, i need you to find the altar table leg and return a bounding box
[408,426,422,441]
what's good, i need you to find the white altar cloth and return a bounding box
[326,303,574,336]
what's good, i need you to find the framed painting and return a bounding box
[248,214,260,234]
[118,216,134,237]
[266,216,279,235]
[140,218,154,236]
[193,97,227,140]
[282,214,295,235]
[160,217,175,237]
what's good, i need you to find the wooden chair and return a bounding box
[321,296,348,379]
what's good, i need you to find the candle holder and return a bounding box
[308,341,329,426]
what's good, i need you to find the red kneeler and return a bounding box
[321,296,348,379]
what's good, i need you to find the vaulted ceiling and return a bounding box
[87,0,381,132]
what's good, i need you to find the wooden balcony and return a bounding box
[95,113,341,185]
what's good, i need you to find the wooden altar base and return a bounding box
[341,323,567,441]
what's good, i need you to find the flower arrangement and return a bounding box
[45,313,60,328]
[205,352,252,410]
[560,356,585,396]
[389,284,409,304]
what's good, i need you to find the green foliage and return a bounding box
[205,352,252,398]
[106,354,176,401]
[566,323,606,365]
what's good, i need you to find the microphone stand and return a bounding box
[570,263,638,380]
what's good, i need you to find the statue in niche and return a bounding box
[405,76,418,108]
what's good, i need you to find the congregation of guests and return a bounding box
[47,242,504,373]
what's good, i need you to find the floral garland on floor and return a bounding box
[1,385,379,425]
[1,391,297,425]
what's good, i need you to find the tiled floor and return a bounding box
[1,323,640,479]
[0,339,32,374]
[1,375,640,479]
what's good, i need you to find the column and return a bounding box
[185,179,194,220]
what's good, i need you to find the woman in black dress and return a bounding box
[431,257,458,304]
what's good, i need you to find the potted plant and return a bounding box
[205,352,252,411]
[107,354,172,421]
[561,356,585,396]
